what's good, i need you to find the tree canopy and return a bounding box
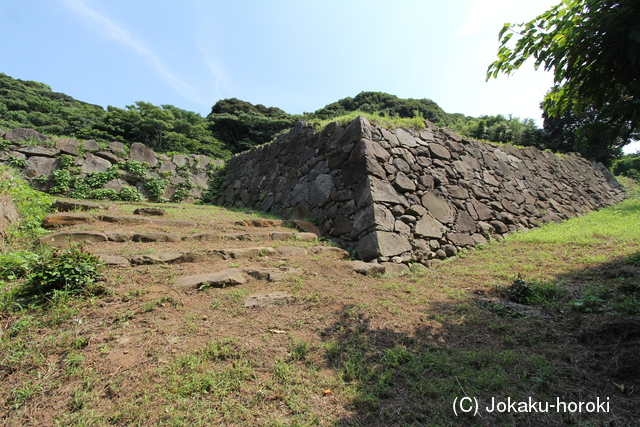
[487,0,640,164]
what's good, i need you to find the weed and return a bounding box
[288,338,310,362]
[17,248,104,302]
[492,276,565,306]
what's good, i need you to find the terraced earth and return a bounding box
[1,195,639,426]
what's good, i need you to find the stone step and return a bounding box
[42,213,197,229]
[177,266,305,290]
[235,219,321,237]
[39,230,323,247]
[97,245,349,267]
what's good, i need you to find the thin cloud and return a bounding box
[60,0,207,106]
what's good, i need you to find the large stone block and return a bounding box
[130,142,157,166]
[358,231,412,261]
[421,191,454,224]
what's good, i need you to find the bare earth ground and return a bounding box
[1,200,639,426]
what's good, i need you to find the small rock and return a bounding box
[244,292,294,308]
[310,246,350,259]
[277,246,308,256]
[97,255,130,267]
[351,261,385,276]
[42,213,93,228]
[39,231,108,247]
[52,200,101,212]
[380,262,410,275]
[132,233,181,243]
[177,268,246,290]
[133,207,166,216]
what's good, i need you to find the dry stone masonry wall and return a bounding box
[222,116,626,264]
[0,128,223,202]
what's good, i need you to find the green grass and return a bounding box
[506,196,640,246]
[307,111,429,133]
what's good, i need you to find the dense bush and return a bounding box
[613,156,640,179]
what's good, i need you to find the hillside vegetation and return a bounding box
[2,73,547,159]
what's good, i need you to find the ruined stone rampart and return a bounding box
[222,116,626,264]
[0,128,223,202]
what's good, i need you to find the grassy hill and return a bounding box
[0,166,638,426]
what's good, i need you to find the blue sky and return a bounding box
[2,1,638,153]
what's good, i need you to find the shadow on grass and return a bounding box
[321,269,640,427]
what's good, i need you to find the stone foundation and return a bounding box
[222,116,626,263]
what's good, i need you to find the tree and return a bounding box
[487,0,640,162]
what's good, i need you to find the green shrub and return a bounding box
[121,160,149,176]
[0,166,53,241]
[87,188,118,200]
[18,248,103,300]
[200,165,227,204]
[613,157,640,179]
[118,186,143,202]
[144,176,169,202]
[172,180,195,202]
[492,277,565,306]
[7,155,27,169]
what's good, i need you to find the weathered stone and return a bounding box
[358,231,412,261]
[83,140,100,151]
[130,252,185,265]
[268,267,304,282]
[333,216,352,235]
[82,154,112,174]
[352,204,394,238]
[24,156,59,178]
[356,176,404,209]
[0,193,18,237]
[337,115,372,146]
[177,269,246,290]
[309,173,334,206]
[447,233,475,247]
[42,213,93,228]
[393,172,416,192]
[428,143,451,160]
[129,142,158,166]
[39,231,107,247]
[395,220,411,236]
[133,207,166,216]
[489,220,510,234]
[276,246,308,257]
[351,261,386,276]
[421,192,454,224]
[310,246,350,259]
[406,205,427,217]
[225,247,276,259]
[395,128,418,147]
[97,255,130,267]
[414,214,445,239]
[132,233,181,243]
[4,128,49,144]
[350,138,390,162]
[380,262,410,275]
[454,211,476,233]
[106,232,133,242]
[95,151,123,164]
[393,158,411,173]
[244,292,294,308]
[52,199,101,212]
[108,141,126,154]
[18,146,60,157]
[271,232,297,241]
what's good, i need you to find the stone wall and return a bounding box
[0,128,223,202]
[222,116,626,264]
